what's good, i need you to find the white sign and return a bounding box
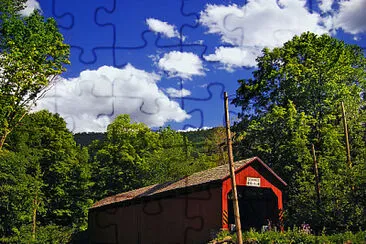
[246,177,261,187]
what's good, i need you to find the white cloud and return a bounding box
[200,0,332,70]
[200,0,329,47]
[318,0,334,12]
[165,88,191,98]
[34,64,190,133]
[158,51,205,80]
[204,46,260,71]
[177,126,212,132]
[146,18,180,38]
[333,0,366,35]
[199,4,244,45]
[19,0,42,16]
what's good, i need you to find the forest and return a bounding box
[1,1,365,243]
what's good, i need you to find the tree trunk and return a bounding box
[0,131,10,151]
[0,111,28,151]
[32,192,39,240]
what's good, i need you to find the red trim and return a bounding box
[221,157,285,230]
[221,157,287,186]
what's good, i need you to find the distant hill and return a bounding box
[180,127,227,153]
[73,127,226,151]
[73,132,105,147]
[180,128,214,150]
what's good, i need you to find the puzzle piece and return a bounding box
[34,76,115,132]
[180,177,214,243]
[93,0,204,67]
[47,0,115,66]
[92,173,215,243]
[94,207,120,243]
[43,0,239,135]
[94,0,213,128]
[43,0,366,135]
[180,82,241,130]
[221,0,302,48]
[41,0,215,133]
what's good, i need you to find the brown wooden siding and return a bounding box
[89,186,222,244]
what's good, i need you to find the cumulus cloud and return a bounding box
[199,0,331,70]
[158,51,205,80]
[200,0,329,47]
[146,18,180,38]
[204,46,260,71]
[165,88,191,98]
[333,0,366,35]
[34,64,190,133]
[19,0,42,16]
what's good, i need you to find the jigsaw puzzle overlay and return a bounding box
[39,0,365,242]
[39,0,245,133]
[40,0,366,133]
[92,177,216,243]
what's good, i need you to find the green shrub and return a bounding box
[210,229,366,244]
[2,224,73,244]
[328,231,366,244]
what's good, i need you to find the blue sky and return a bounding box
[23,0,366,133]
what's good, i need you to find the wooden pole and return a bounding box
[341,102,352,168]
[224,92,243,244]
[311,144,320,206]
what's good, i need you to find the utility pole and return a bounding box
[311,144,320,206]
[341,102,352,168]
[224,92,243,244]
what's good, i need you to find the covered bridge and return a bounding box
[88,156,287,243]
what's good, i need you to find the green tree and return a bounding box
[203,127,229,166]
[146,127,189,183]
[1,110,92,242]
[89,116,216,200]
[0,2,70,150]
[233,32,366,232]
[146,127,215,184]
[89,114,159,199]
[0,150,40,242]
[0,0,27,13]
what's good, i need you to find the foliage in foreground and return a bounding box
[0,0,70,150]
[0,224,73,244]
[233,32,366,232]
[0,110,92,242]
[0,112,219,242]
[212,229,366,244]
